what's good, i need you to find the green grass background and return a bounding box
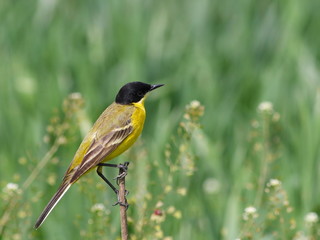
[1,0,320,239]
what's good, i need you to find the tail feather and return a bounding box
[34,183,71,229]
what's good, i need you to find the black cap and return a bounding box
[115,82,164,104]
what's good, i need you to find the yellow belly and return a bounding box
[103,101,146,161]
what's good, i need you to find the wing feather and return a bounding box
[70,123,133,182]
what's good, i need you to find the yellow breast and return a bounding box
[103,99,146,161]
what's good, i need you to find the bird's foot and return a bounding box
[114,162,129,184]
[112,190,129,210]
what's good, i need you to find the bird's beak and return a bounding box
[150,84,164,91]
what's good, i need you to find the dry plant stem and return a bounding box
[0,138,62,235]
[23,139,62,190]
[118,167,129,240]
[255,118,270,208]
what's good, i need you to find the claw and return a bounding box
[112,189,129,210]
[113,171,127,180]
[114,172,128,185]
[119,162,129,173]
[112,200,129,210]
[114,162,129,184]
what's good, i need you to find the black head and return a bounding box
[115,82,164,104]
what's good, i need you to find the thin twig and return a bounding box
[0,139,61,235]
[254,116,270,208]
[0,94,83,235]
[118,167,129,240]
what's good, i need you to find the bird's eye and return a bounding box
[137,91,144,97]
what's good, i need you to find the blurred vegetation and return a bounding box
[1,0,320,239]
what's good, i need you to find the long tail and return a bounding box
[34,183,71,229]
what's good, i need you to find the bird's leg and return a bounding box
[98,162,130,185]
[96,165,118,194]
[96,162,130,208]
[115,162,129,210]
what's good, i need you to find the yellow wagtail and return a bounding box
[34,81,164,228]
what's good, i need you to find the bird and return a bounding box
[34,81,164,229]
